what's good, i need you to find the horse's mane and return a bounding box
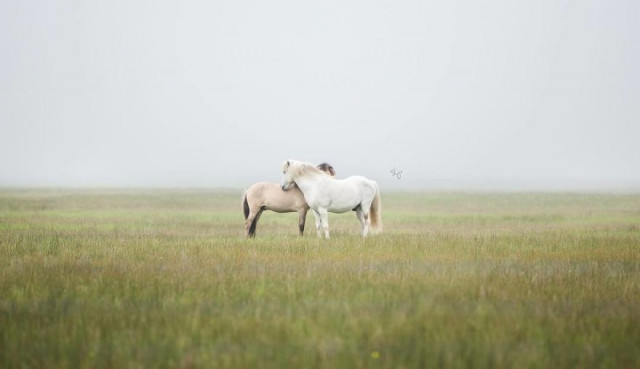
[317,162,336,176]
[286,160,328,180]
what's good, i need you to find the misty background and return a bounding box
[1,0,638,190]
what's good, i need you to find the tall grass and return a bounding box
[1,189,639,368]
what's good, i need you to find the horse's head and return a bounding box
[282,160,333,191]
[281,160,296,191]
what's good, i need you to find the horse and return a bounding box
[243,163,335,237]
[280,160,382,238]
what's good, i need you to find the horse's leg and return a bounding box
[245,211,255,237]
[298,207,308,236]
[311,209,322,238]
[246,208,264,237]
[245,209,255,237]
[356,207,369,238]
[319,208,330,239]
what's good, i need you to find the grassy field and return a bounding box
[1,189,639,368]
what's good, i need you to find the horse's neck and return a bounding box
[295,174,323,195]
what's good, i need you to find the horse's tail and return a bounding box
[369,182,382,233]
[242,190,250,220]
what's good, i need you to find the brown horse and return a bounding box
[243,163,335,237]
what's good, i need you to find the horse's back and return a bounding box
[247,182,278,194]
[343,176,378,195]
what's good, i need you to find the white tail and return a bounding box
[369,183,382,233]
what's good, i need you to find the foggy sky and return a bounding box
[2,0,639,190]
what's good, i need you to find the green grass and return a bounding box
[1,189,639,368]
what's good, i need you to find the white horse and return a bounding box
[280,160,382,238]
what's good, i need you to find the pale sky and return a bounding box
[1,0,639,190]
